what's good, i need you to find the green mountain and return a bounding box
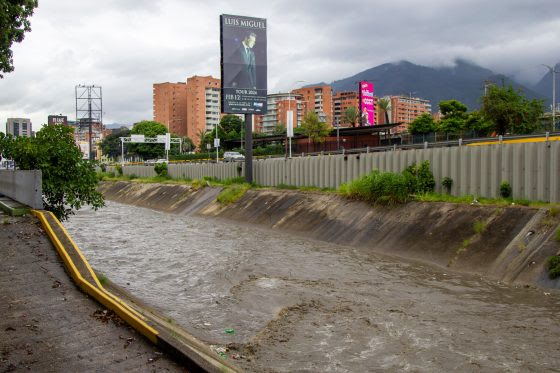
[325,59,546,112]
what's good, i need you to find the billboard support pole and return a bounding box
[244,114,253,184]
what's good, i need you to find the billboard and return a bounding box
[220,14,267,114]
[48,115,67,126]
[359,81,375,126]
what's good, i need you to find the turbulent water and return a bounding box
[65,201,560,372]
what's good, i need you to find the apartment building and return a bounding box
[332,91,359,127]
[153,82,188,136]
[186,76,221,146]
[5,118,32,137]
[389,96,432,133]
[292,85,333,125]
[259,93,303,134]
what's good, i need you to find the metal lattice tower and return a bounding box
[75,85,102,160]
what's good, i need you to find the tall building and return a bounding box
[333,91,359,127]
[389,95,432,133]
[260,93,302,134]
[5,118,32,137]
[153,82,188,136]
[292,85,333,125]
[186,76,221,146]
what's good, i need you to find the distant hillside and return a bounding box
[316,60,547,112]
[532,62,560,108]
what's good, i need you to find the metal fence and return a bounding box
[110,141,560,203]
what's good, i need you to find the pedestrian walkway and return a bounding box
[0,213,186,372]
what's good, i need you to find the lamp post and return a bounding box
[542,64,558,131]
[287,80,306,158]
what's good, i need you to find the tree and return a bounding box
[481,85,544,135]
[439,100,468,119]
[100,127,131,159]
[129,120,167,159]
[408,113,436,135]
[220,114,243,137]
[1,124,104,220]
[341,106,358,127]
[463,111,493,136]
[273,122,286,135]
[300,112,331,144]
[1,0,38,78]
[377,98,391,124]
[436,100,468,134]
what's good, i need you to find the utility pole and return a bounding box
[543,64,558,131]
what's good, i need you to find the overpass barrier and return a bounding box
[0,170,43,209]
[111,141,560,203]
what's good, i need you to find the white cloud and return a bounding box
[1,0,559,132]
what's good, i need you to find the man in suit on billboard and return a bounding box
[228,32,257,89]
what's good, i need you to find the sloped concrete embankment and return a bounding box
[99,181,560,289]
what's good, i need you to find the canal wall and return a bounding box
[99,181,560,289]
[109,141,560,203]
[0,169,43,209]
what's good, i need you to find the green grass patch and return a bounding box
[339,170,409,205]
[546,255,560,279]
[549,207,560,218]
[217,184,250,205]
[2,217,10,225]
[473,220,487,234]
[98,274,108,285]
[462,238,471,248]
[555,228,560,243]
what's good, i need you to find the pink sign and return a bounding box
[359,81,375,126]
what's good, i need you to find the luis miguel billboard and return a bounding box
[220,14,267,114]
[359,81,375,126]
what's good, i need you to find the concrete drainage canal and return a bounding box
[65,200,560,372]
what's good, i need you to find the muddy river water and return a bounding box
[65,201,560,372]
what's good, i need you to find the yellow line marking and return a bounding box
[468,136,560,146]
[32,210,158,343]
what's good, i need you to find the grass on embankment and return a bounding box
[97,171,560,210]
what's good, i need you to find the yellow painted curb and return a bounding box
[32,210,159,343]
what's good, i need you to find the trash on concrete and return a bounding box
[225,328,235,334]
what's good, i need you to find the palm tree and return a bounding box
[342,106,358,127]
[378,97,391,124]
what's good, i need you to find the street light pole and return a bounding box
[543,64,558,131]
[287,80,305,158]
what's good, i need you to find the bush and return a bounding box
[339,170,409,205]
[403,161,435,194]
[217,184,250,205]
[500,181,512,198]
[115,164,123,176]
[546,255,560,279]
[442,177,453,193]
[154,162,168,177]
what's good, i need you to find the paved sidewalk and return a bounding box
[0,212,187,372]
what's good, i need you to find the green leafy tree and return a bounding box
[1,125,104,220]
[408,113,436,135]
[463,111,493,136]
[220,114,243,138]
[481,85,544,135]
[129,120,167,159]
[300,112,331,144]
[437,100,468,134]
[100,127,131,159]
[342,106,358,127]
[0,0,38,78]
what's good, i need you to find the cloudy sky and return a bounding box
[1,0,559,130]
